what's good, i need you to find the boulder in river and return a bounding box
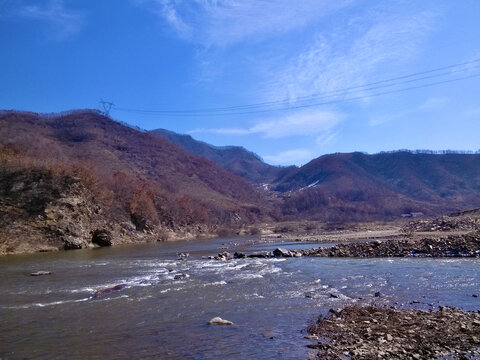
[273,248,291,257]
[248,251,272,258]
[234,252,246,259]
[215,251,233,261]
[208,317,234,326]
[92,284,126,298]
[30,271,51,276]
[177,252,189,260]
[174,273,188,280]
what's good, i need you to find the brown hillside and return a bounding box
[0,110,270,242]
[275,151,480,221]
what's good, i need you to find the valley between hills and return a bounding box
[1,109,480,255]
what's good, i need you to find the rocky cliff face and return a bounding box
[0,169,115,254]
[0,167,237,255]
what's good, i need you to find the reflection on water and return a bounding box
[1,237,479,359]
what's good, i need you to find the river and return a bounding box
[1,236,479,359]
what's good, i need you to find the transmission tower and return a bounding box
[99,99,115,116]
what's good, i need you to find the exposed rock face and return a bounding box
[0,169,115,254]
[307,305,480,359]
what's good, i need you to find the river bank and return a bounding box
[307,305,480,359]
[209,232,480,260]
[301,232,480,258]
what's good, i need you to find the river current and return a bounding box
[1,236,479,359]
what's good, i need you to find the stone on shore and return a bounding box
[307,305,480,359]
[208,317,234,326]
[91,229,113,247]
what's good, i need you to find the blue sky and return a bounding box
[1,0,480,165]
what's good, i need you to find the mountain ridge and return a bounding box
[150,128,295,184]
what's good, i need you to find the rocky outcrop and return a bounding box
[307,305,480,359]
[0,169,119,254]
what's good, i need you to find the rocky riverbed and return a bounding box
[306,305,480,359]
[301,232,480,258]
[209,232,480,260]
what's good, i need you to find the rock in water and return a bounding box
[174,273,188,280]
[273,248,290,257]
[177,252,189,260]
[30,271,51,276]
[208,317,234,326]
[234,252,246,259]
[92,284,126,298]
[248,251,272,258]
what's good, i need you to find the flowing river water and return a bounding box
[1,236,479,359]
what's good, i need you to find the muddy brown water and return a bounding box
[1,236,479,359]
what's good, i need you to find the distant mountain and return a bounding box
[274,151,480,221]
[0,110,271,253]
[3,109,480,253]
[150,128,295,184]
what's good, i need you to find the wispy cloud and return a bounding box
[18,0,84,40]
[137,0,354,46]
[369,96,451,127]
[263,148,314,165]
[419,96,450,111]
[267,4,439,103]
[316,131,338,147]
[191,109,344,139]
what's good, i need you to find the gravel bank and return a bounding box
[307,305,480,359]
[301,233,480,258]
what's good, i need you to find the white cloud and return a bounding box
[138,0,354,46]
[263,148,314,165]
[419,97,450,111]
[267,5,438,103]
[316,131,338,146]
[191,109,344,139]
[19,0,84,40]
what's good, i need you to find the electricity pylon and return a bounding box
[99,99,115,116]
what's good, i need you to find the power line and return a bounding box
[113,59,480,117]
[118,65,479,115]
[117,72,480,117]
